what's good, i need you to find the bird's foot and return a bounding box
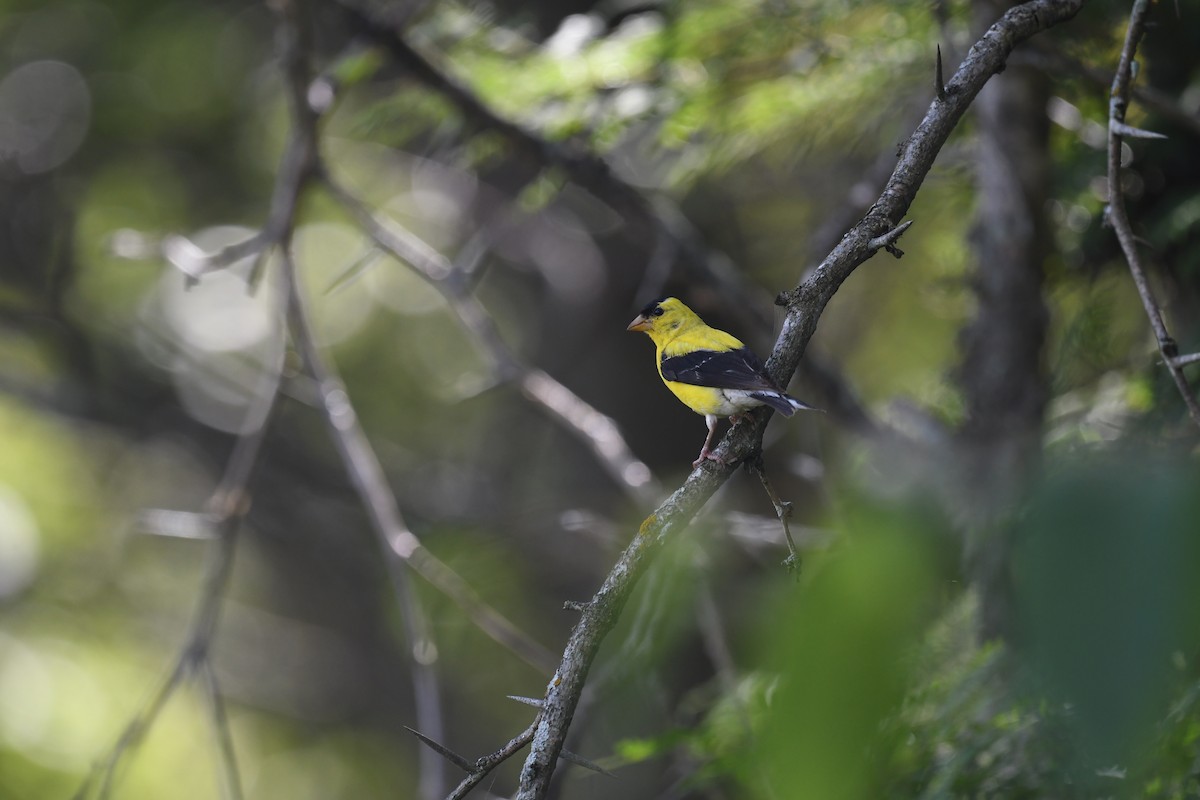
[692,451,726,469]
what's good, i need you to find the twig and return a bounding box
[743,455,800,572]
[407,545,558,672]
[422,719,615,800]
[74,336,281,800]
[512,3,1087,797]
[163,231,269,281]
[1106,0,1200,429]
[448,723,537,800]
[198,660,244,800]
[1170,352,1200,368]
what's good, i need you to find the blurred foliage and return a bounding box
[1,0,1199,798]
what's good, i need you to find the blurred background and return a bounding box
[1,0,1199,798]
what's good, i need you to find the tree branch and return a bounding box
[321,176,661,504]
[1105,0,1200,429]
[513,2,1087,796]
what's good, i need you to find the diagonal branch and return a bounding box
[512,2,1088,796]
[270,3,457,795]
[1105,0,1200,429]
[322,175,661,505]
[449,723,537,800]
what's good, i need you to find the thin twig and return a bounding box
[743,455,800,572]
[1170,352,1200,368]
[163,231,269,281]
[198,660,245,800]
[75,340,281,800]
[1106,0,1200,428]
[448,723,538,800]
[407,546,558,673]
[511,3,1087,796]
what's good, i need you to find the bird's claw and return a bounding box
[692,452,727,469]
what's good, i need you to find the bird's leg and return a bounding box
[693,415,725,468]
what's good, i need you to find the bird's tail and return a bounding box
[751,392,820,417]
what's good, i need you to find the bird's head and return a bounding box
[626,296,699,344]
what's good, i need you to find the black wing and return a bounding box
[660,347,781,392]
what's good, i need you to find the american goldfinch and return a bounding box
[627,297,817,467]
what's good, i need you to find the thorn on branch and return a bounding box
[506,695,545,708]
[935,44,947,100]
[867,220,914,258]
[324,247,385,295]
[404,726,474,773]
[1110,120,1168,140]
[559,749,617,778]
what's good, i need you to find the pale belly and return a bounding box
[665,382,764,417]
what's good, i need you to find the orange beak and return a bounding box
[627,314,651,332]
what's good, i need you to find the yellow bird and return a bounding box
[627,297,817,467]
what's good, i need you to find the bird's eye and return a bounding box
[651,307,665,317]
